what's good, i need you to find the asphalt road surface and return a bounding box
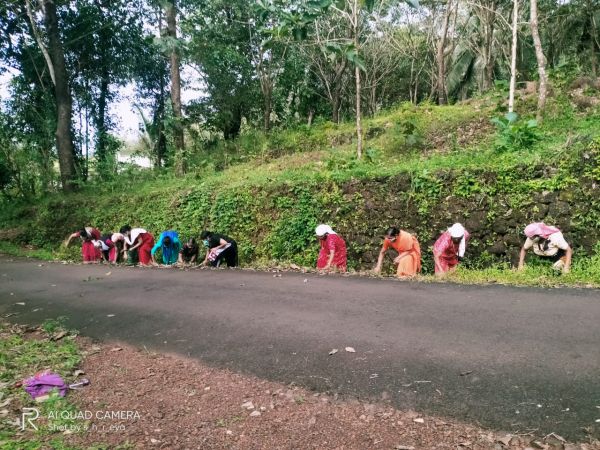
[1,257,599,440]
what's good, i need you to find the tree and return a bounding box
[435,0,453,104]
[184,1,256,139]
[529,0,547,121]
[508,0,518,113]
[64,0,148,177]
[42,0,78,191]
[166,0,185,174]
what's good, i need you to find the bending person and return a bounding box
[179,238,199,265]
[151,230,181,266]
[64,227,102,264]
[433,223,469,277]
[200,231,238,267]
[120,225,155,267]
[373,227,421,278]
[315,224,347,273]
[518,222,572,273]
[108,233,125,263]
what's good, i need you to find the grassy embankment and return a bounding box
[1,89,599,287]
[0,319,125,449]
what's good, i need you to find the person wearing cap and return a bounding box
[433,223,470,277]
[373,227,421,278]
[518,222,572,273]
[315,224,347,272]
[151,230,181,266]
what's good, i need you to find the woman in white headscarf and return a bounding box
[315,224,347,272]
[433,223,469,277]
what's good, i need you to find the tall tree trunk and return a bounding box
[262,79,272,132]
[43,0,77,191]
[166,0,185,175]
[482,1,497,91]
[508,0,518,113]
[96,73,109,166]
[589,0,598,78]
[331,88,342,123]
[329,59,347,123]
[353,0,362,159]
[436,0,452,105]
[529,0,547,122]
[153,90,166,169]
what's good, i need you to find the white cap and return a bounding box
[315,224,335,237]
[448,223,465,238]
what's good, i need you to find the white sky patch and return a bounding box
[111,64,205,140]
[1,63,206,143]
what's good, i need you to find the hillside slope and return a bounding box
[1,92,599,285]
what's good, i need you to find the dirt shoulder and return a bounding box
[2,320,599,449]
[67,341,598,450]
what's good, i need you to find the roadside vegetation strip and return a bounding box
[0,93,599,289]
[1,247,599,289]
[0,319,113,450]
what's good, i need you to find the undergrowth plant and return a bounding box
[491,112,539,153]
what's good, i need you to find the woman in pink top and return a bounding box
[433,223,469,277]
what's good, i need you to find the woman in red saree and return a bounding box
[120,225,155,266]
[315,224,347,272]
[65,227,102,263]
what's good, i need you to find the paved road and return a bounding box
[1,257,599,439]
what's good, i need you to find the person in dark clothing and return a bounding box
[200,231,238,267]
[178,238,200,265]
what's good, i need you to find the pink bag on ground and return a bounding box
[23,370,68,399]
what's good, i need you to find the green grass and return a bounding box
[423,262,600,288]
[0,241,55,261]
[0,320,126,449]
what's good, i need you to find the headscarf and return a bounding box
[126,228,147,246]
[111,232,125,243]
[448,223,467,257]
[315,224,336,237]
[524,222,560,239]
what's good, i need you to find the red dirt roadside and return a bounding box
[65,341,599,450]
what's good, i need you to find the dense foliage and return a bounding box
[0,0,598,195]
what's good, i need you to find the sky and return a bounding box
[0,64,204,145]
